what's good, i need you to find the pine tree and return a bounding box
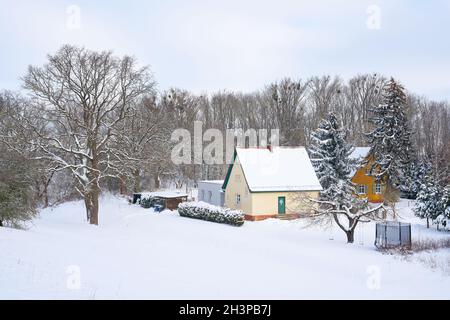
[414,175,443,228]
[436,185,450,228]
[366,78,413,187]
[401,158,431,199]
[308,112,387,243]
[308,112,355,205]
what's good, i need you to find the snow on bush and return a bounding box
[178,202,245,226]
[140,194,156,208]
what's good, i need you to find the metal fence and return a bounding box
[375,221,411,249]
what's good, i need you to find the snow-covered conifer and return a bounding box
[366,78,413,187]
[436,185,450,228]
[414,175,443,227]
[308,112,355,205]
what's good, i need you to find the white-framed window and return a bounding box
[208,191,212,202]
[236,194,241,205]
[358,185,367,195]
[374,183,382,194]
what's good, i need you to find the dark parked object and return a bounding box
[132,193,142,204]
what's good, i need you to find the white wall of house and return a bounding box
[198,180,224,206]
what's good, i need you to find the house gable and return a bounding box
[350,151,387,203]
[223,157,252,214]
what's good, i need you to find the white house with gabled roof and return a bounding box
[222,146,322,220]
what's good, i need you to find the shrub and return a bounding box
[140,194,165,209]
[0,181,36,228]
[140,195,154,209]
[178,202,245,226]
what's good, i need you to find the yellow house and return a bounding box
[222,146,322,221]
[350,147,386,203]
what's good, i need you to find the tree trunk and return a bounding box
[89,187,99,225]
[346,230,355,243]
[119,175,126,195]
[0,220,3,227]
[154,172,160,190]
[43,182,49,208]
[84,193,91,222]
[84,186,100,226]
[87,149,100,226]
[426,217,429,228]
[133,169,141,193]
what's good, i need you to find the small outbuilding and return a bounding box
[135,191,188,210]
[198,180,224,206]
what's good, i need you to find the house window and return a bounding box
[374,183,382,194]
[208,191,212,202]
[200,190,205,201]
[358,185,366,195]
[236,194,241,205]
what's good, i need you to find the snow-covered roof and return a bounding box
[234,147,322,192]
[349,147,371,176]
[349,147,371,161]
[140,191,188,199]
[198,180,224,185]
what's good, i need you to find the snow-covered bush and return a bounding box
[178,202,244,226]
[140,195,155,208]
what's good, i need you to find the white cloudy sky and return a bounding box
[1,0,449,100]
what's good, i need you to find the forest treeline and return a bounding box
[0,45,449,225]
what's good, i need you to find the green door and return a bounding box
[278,197,286,214]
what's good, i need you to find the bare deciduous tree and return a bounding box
[22,45,154,225]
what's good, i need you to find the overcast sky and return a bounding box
[1,0,449,100]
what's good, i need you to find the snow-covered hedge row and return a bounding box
[178,202,245,226]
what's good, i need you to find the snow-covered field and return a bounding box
[0,195,449,299]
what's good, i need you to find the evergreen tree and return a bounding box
[0,151,37,228]
[436,185,450,228]
[401,158,431,199]
[308,112,386,243]
[366,78,413,187]
[308,112,355,205]
[414,175,443,228]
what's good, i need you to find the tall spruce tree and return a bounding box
[309,112,355,205]
[366,78,413,187]
[308,112,385,243]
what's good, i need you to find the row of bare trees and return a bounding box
[1,45,449,226]
[163,75,449,186]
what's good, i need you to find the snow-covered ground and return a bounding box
[0,196,449,299]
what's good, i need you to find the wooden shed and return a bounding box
[137,191,188,210]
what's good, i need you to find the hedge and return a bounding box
[178,202,245,226]
[140,195,155,209]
